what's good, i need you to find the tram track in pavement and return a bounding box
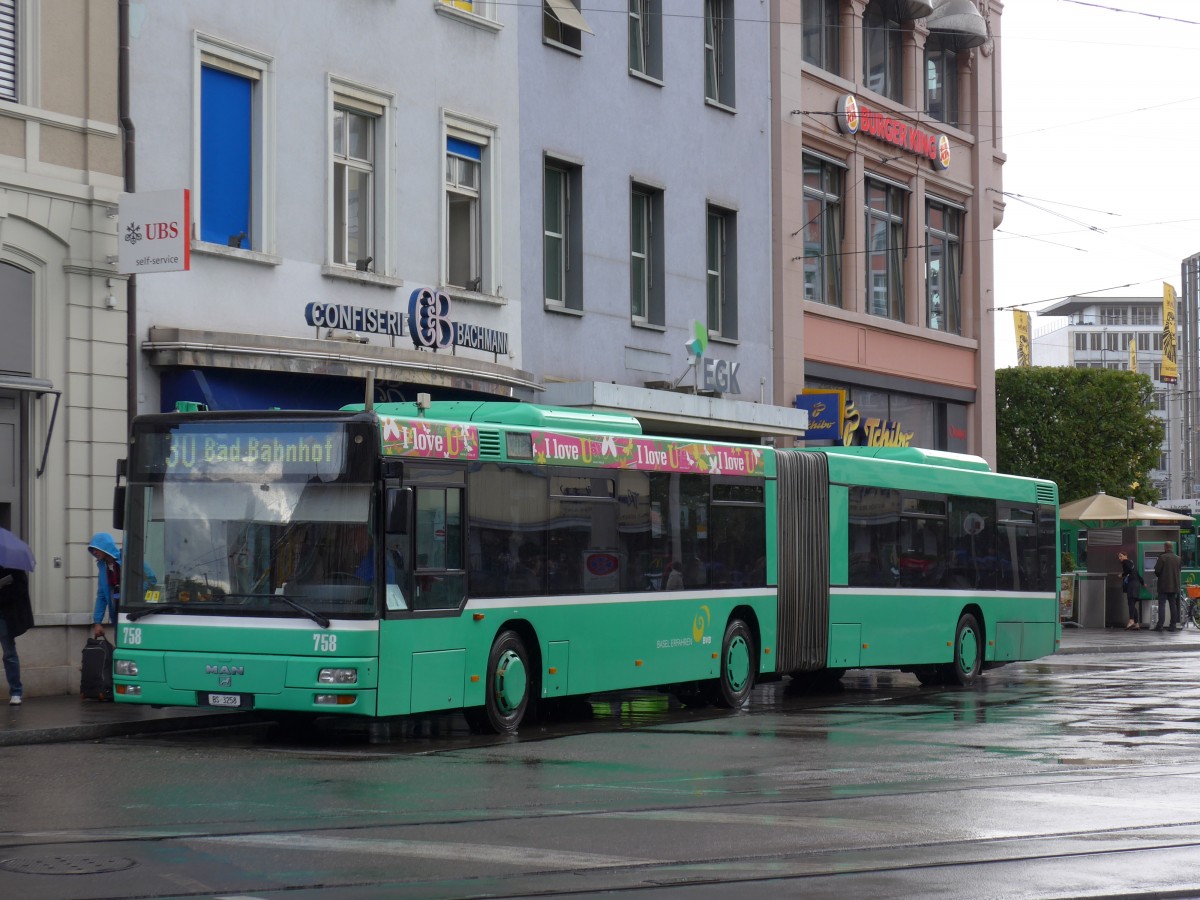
[6,760,1200,898]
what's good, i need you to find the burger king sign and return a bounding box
[835,94,951,171]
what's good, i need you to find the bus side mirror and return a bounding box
[112,485,126,531]
[386,487,411,534]
[112,457,127,530]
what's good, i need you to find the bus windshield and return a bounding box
[122,419,379,619]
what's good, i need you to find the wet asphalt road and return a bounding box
[4,647,1200,899]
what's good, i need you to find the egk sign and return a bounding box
[836,94,951,171]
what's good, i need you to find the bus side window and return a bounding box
[412,486,465,610]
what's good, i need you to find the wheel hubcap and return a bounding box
[726,634,750,692]
[958,627,979,674]
[494,650,527,715]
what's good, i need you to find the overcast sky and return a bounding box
[992,0,1200,367]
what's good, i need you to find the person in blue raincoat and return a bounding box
[88,532,124,639]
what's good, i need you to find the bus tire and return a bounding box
[913,666,944,686]
[713,617,756,708]
[941,612,983,686]
[475,630,532,735]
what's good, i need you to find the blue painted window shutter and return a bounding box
[201,66,252,246]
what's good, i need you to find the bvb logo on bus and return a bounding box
[693,605,712,644]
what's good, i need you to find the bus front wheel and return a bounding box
[468,630,532,735]
[940,612,983,686]
[712,618,756,708]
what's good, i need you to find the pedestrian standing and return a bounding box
[0,566,34,705]
[88,532,122,638]
[1119,552,1144,630]
[1154,541,1183,632]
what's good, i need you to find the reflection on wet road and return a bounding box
[6,649,1200,898]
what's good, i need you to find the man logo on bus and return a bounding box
[693,604,711,644]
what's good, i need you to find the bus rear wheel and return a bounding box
[467,630,532,735]
[712,618,756,708]
[940,612,983,686]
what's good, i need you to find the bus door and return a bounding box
[378,462,468,716]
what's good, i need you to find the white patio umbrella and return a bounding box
[1059,491,1193,523]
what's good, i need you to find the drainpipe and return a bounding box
[119,0,137,432]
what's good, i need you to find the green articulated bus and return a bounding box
[111,401,1060,733]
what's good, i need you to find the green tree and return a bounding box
[996,367,1164,504]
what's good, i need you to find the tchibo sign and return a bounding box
[118,190,191,274]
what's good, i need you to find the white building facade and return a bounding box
[1034,295,1178,499]
[127,0,532,418]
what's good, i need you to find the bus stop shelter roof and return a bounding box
[1060,491,1194,523]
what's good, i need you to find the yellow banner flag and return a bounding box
[1129,339,1137,373]
[1163,283,1179,384]
[1014,310,1031,367]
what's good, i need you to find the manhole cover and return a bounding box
[0,854,138,875]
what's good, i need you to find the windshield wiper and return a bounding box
[128,604,183,621]
[276,594,331,629]
[223,592,331,629]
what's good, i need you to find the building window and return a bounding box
[330,82,389,272]
[707,205,737,339]
[438,0,495,20]
[0,0,16,102]
[544,0,592,53]
[865,178,905,320]
[630,183,664,326]
[196,39,274,252]
[704,0,735,108]
[926,199,962,334]
[802,153,844,306]
[629,0,662,80]
[442,114,497,295]
[1099,306,1126,325]
[544,157,582,311]
[925,42,958,126]
[801,0,840,75]
[446,137,482,292]
[863,0,902,102]
[1132,306,1159,326]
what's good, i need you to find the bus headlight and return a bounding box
[115,660,139,676]
[318,667,357,684]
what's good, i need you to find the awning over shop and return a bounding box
[926,0,988,50]
[539,381,809,443]
[144,327,541,404]
[0,374,62,478]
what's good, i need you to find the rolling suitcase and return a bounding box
[80,636,114,701]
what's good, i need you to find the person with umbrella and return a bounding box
[0,527,36,706]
